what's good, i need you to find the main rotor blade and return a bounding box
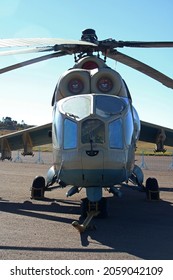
[0,38,97,48]
[110,41,173,48]
[0,46,54,56]
[106,50,173,89]
[0,38,97,56]
[0,51,67,74]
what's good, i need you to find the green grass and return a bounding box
[135,141,173,156]
[33,144,52,152]
[35,141,173,156]
[1,130,172,155]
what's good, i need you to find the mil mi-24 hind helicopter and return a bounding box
[1,29,173,232]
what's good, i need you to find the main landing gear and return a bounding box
[31,176,45,199]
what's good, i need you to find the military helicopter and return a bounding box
[0,29,173,232]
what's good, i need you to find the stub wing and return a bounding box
[140,121,173,151]
[0,123,52,159]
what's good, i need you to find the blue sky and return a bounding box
[0,0,173,128]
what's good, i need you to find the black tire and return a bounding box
[145,177,159,200]
[31,176,45,199]
[32,176,45,188]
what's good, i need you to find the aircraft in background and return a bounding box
[0,29,173,231]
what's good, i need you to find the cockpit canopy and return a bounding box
[59,94,126,121]
[53,93,136,151]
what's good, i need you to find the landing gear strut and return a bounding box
[72,209,100,233]
[72,198,107,233]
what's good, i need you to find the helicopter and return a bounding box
[0,29,173,232]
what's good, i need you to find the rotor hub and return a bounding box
[81,29,98,44]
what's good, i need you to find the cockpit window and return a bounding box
[64,119,77,149]
[95,95,125,118]
[62,96,91,120]
[124,111,134,145]
[109,119,123,149]
[81,119,105,144]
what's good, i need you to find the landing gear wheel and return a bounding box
[81,197,108,218]
[145,177,160,200]
[31,176,45,199]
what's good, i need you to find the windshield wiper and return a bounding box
[65,112,79,119]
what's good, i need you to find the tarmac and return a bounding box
[0,153,173,260]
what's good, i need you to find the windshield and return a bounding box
[61,95,91,120]
[109,119,123,149]
[81,119,105,144]
[64,119,77,149]
[124,111,134,146]
[95,95,125,118]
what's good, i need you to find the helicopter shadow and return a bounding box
[1,187,173,260]
[0,197,80,225]
[79,186,173,259]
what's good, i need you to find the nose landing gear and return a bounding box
[72,209,100,233]
[72,198,107,233]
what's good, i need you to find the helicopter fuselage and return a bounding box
[47,55,140,202]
